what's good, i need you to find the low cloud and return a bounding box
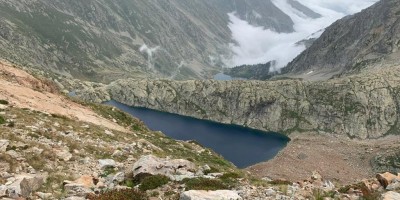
[227,0,378,71]
[139,44,160,70]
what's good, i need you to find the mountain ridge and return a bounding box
[282,0,400,80]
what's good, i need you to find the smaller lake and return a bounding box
[105,100,289,168]
[213,73,246,81]
[214,73,235,80]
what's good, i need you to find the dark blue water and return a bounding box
[105,100,289,168]
[213,73,246,81]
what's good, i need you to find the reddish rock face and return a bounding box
[376,172,400,188]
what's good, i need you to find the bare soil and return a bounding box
[247,131,400,185]
[0,60,127,132]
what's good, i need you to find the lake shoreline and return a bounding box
[105,100,290,168]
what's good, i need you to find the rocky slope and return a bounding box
[0,0,298,82]
[78,65,400,140]
[283,0,400,80]
[2,60,400,200]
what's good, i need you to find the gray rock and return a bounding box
[132,155,197,181]
[112,172,125,183]
[64,183,93,197]
[0,140,9,153]
[382,191,400,200]
[98,159,116,169]
[80,65,400,140]
[35,192,53,199]
[0,104,8,110]
[0,185,7,197]
[64,196,86,200]
[5,173,47,198]
[55,148,73,161]
[386,181,400,191]
[265,188,276,196]
[180,190,242,200]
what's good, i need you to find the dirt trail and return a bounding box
[0,60,128,133]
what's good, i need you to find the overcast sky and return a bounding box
[227,0,378,71]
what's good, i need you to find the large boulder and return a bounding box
[63,175,96,197]
[180,190,242,200]
[5,173,47,198]
[63,183,93,197]
[132,155,197,181]
[382,191,400,200]
[376,172,400,188]
[98,159,116,169]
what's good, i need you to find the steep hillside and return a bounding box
[2,61,400,200]
[283,0,400,80]
[0,60,239,199]
[0,0,295,82]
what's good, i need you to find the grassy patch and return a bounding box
[203,166,220,175]
[269,179,292,185]
[0,100,9,105]
[182,177,228,191]
[51,113,69,120]
[87,188,147,200]
[0,115,5,124]
[100,166,116,178]
[40,172,73,194]
[89,103,147,131]
[0,153,18,172]
[139,175,170,191]
[219,172,243,187]
[312,189,336,200]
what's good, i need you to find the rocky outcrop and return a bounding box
[132,155,198,181]
[283,0,400,80]
[180,190,242,200]
[2,173,47,198]
[382,191,400,200]
[79,66,400,139]
[376,172,400,188]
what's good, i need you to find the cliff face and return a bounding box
[283,0,400,80]
[78,66,400,139]
[0,0,295,82]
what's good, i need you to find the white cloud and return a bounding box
[227,0,378,71]
[139,44,160,70]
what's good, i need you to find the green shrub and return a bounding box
[0,100,9,105]
[312,189,335,200]
[269,179,292,185]
[51,113,68,120]
[203,166,220,175]
[100,166,116,177]
[220,172,242,180]
[139,175,170,191]
[0,116,5,125]
[182,178,228,191]
[87,188,147,200]
[7,121,15,127]
[220,172,242,187]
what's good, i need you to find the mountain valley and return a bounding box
[1,0,400,199]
